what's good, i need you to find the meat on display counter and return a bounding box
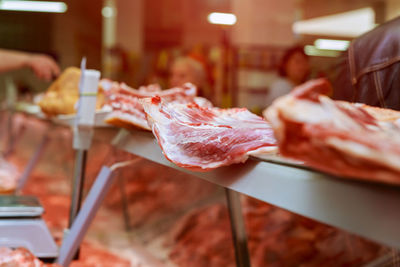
[112,129,400,251]
[6,107,400,266]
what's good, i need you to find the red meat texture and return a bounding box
[142,97,277,171]
[104,82,211,131]
[264,78,400,184]
[168,197,386,267]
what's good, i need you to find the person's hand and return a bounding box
[26,54,60,82]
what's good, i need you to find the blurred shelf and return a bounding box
[112,129,400,250]
[14,102,114,129]
[51,110,112,128]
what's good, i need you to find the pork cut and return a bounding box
[142,96,277,171]
[104,83,211,130]
[264,78,400,184]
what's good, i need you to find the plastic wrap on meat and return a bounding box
[264,78,400,184]
[142,96,277,171]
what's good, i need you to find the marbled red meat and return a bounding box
[105,83,211,130]
[264,78,400,184]
[142,96,277,171]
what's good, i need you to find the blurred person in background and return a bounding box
[0,49,60,82]
[332,16,400,110]
[267,46,310,106]
[169,56,212,100]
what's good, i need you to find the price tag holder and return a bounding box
[73,62,100,150]
[75,69,100,127]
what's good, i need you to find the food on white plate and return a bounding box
[264,78,400,184]
[104,82,212,130]
[38,67,106,116]
[142,96,277,171]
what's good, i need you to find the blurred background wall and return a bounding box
[0,0,399,111]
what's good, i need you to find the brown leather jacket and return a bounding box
[333,16,400,110]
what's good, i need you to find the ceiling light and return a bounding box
[102,6,115,18]
[293,8,375,37]
[314,39,350,51]
[304,45,341,57]
[0,0,67,13]
[208,12,237,26]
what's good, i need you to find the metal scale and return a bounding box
[0,76,58,260]
[0,195,58,259]
[0,59,112,266]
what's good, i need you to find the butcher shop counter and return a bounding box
[111,128,400,254]
[8,106,400,266]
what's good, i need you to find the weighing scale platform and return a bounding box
[0,195,43,217]
[0,195,58,259]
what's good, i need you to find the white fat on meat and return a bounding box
[105,83,208,130]
[264,78,400,184]
[142,97,277,171]
[105,110,150,130]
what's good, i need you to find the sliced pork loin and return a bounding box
[264,78,400,185]
[142,96,277,171]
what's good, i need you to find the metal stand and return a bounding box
[57,166,116,267]
[118,175,131,231]
[68,150,88,227]
[225,188,251,267]
[68,63,99,231]
[67,149,88,260]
